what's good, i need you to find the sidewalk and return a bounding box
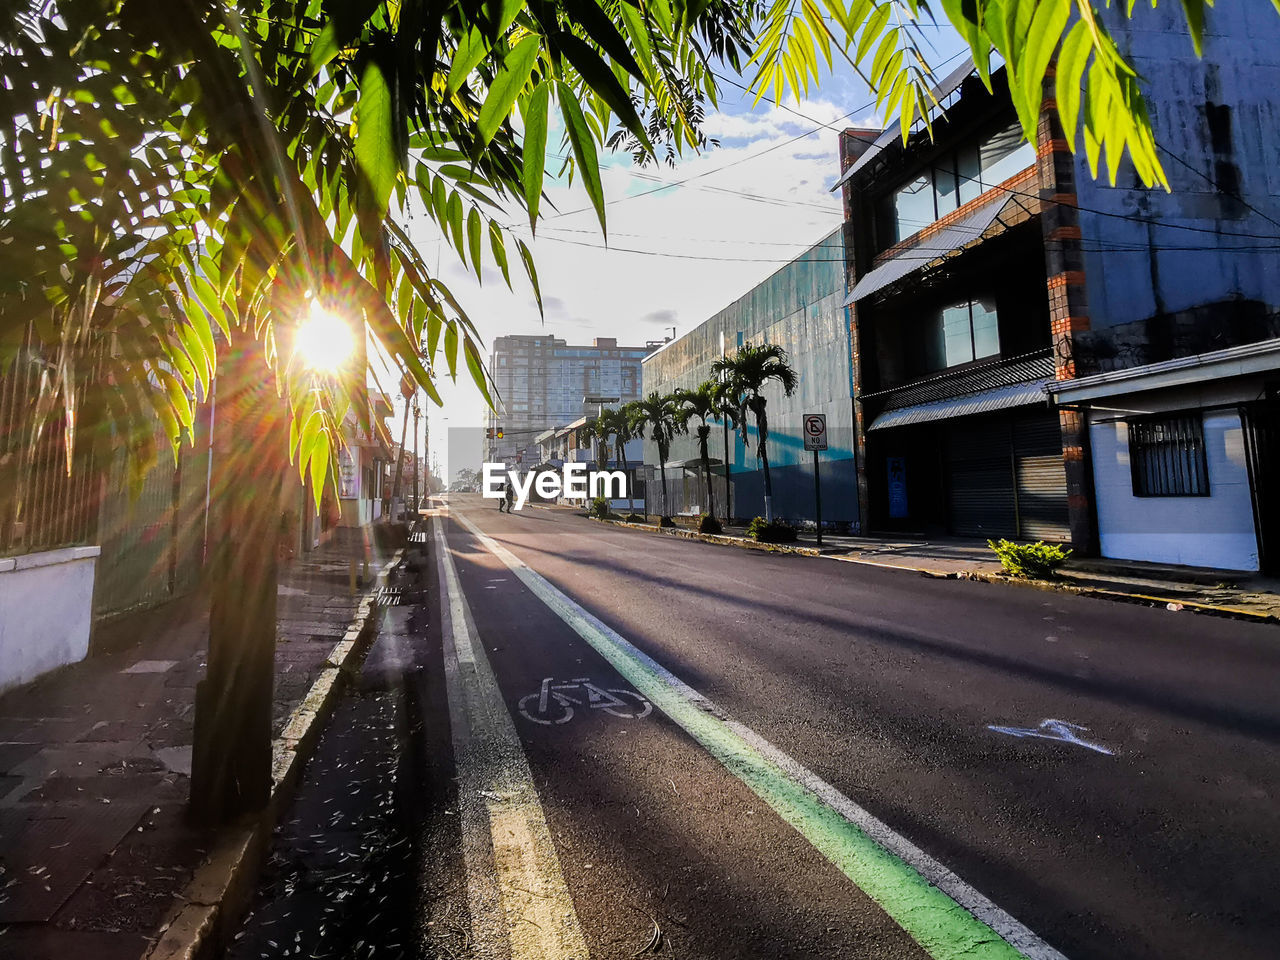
[599,516,1280,623]
[0,527,384,960]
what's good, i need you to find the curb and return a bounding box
[143,548,406,960]
[596,517,1278,626]
[593,516,821,556]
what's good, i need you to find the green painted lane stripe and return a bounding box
[450,509,1066,960]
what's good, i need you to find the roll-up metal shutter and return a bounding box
[1013,414,1070,541]
[947,420,1017,538]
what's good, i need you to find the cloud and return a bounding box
[415,86,875,476]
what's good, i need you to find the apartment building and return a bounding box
[486,335,653,464]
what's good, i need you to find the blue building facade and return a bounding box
[640,229,859,528]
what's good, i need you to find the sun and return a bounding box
[296,301,355,372]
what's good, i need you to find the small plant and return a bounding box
[658,515,676,528]
[588,496,610,520]
[625,512,646,523]
[746,516,798,543]
[988,538,1073,579]
[698,513,722,535]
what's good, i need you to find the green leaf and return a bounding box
[447,27,491,94]
[557,81,606,236]
[556,33,652,151]
[520,81,549,229]
[1056,18,1092,150]
[467,206,483,282]
[478,34,540,146]
[517,238,542,317]
[489,222,511,287]
[354,59,397,215]
[443,322,459,380]
[464,336,491,407]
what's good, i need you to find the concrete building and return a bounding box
[837,66,1069,543]
[486,335,655,465]
[1042,3,1280,573]
[641,229,859,527]
[838,4,1280,572]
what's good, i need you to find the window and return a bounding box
[1129,415,1210,497]
[879,120,1036,245]
[932,299,1001,368]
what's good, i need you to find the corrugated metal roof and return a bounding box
[867,378,1050,431]
[843,197,1008,306]
[834,59,977,189]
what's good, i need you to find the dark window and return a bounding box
[1128,415,1210,497]
[929,299,1001,369]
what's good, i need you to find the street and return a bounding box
[235,494,1280,959]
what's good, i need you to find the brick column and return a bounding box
[1038,69,1098,554]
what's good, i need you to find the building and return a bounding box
[485,335,654,465]
[838,3,1280,572]
[336,390,394,527]
[641,230,859,526]
[838,64,1072,544]
[1042,3,1280,573]
[534,416,645,509]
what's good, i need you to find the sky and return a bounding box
[390,26,969,481]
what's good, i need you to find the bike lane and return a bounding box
[430,504,1075,960]
[431,506,934,960]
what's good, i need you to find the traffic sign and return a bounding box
[803,413,827,451]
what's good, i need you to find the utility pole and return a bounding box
[391,375,412,518]
[412,394,420,516]
[191,336,286,824]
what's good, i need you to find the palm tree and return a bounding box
[609,403,643,516]
[711,344,798,523]
[629,392,684,519]
[674,382,723,518]
[711,376,741,523]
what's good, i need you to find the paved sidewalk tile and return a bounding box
[0,529,379,960]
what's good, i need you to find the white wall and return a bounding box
[0,546,100,694]
[1090,411,1259,570]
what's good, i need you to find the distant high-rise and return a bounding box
[485,335,656,463]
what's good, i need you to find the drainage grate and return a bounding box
[377,586,407,605]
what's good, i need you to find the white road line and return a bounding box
[433,515,589,960]
[449,505,1069,960]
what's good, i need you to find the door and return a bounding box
[1013,414,1071,541]
[947,420,1016,538]
[1241,398,1280,575]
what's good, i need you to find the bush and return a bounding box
[588,496,611,519]
[658,515,676,527]
[625,513,646,523]
[987,538,1073,579]
[698,513,722,535]
[746,516,798,543]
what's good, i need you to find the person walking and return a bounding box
[497,477,508,512]
[504,478,516,513]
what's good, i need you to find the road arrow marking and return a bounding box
[449,506,1069,960]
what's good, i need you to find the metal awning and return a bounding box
[833,59,977,189]
[1046,337,1280,405]
[660,457,724,470]
[868,379,1050,431]
[843,197,1009,306]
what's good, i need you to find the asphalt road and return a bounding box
[232,496,1280,959]
[412,493,1280,960]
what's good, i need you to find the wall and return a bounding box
[0,547,100,693]
[1087,378,1266,570]
[641,229,858,525]
[1074,3,1280,349]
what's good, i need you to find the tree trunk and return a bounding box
[722,416,732,525]
[190,337,285,824]
[618,440,632,515]
[658,444,669,518]
[699,426,714,517]
[757,409,773,523]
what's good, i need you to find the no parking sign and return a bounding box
[803,413,828,451]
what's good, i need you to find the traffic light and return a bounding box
[496,427,504,439]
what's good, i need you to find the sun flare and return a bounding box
[296,302,355,372]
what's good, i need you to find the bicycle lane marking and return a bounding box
[433,514,590,960]
[450,507,1069,960]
